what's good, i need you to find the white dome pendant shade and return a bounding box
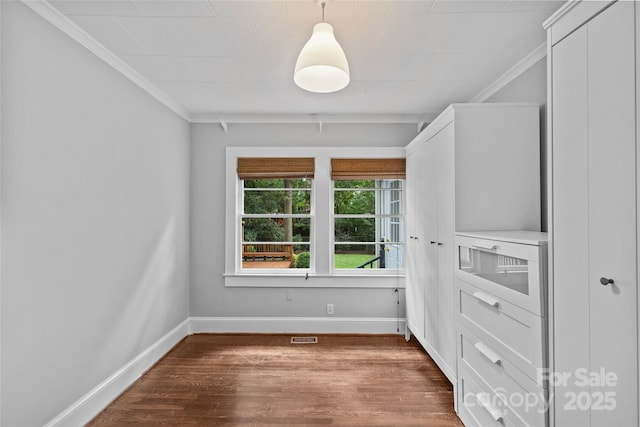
[294,22,350,93]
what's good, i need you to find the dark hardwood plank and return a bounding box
[88,334,464,426]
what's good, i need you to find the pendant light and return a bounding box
[294,2,350,93]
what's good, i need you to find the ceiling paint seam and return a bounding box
[117,53,235,59]
[53,12,142,18]
[377,4,393,51]
[204,0,218,18]
[180,17,208,57]
[249,10,266,52]
[130,1,147,18]
[112,16,152,55]
[436,12,464,54]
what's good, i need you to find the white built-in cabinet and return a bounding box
[405,103,541,387]
[545,1,639,426]
[455,231,548,427]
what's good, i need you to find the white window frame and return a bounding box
[224,146,406,288]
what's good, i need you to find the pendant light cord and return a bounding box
[321,2,325,22]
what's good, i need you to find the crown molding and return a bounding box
[543,0,613,45]
[470,42,547,104]
[542,0,581,30]
[21,0,193,122]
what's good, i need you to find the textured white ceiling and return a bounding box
[46,0,565,119]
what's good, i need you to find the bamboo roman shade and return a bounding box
[237,157,315,179]
[331,158,406,180]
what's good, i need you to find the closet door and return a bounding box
[587,3,637,425]
[435,126,455,374]
[423,135,440,347]
[552,2,638,426]
[552,22,590,427]
[406,147,426,341]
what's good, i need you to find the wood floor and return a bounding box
[88,334,463,426]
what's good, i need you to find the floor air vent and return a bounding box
[290,336,318,344]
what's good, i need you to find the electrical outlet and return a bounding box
[326,303,334,315]
[286,289,294,301]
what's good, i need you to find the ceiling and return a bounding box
[38,0,565,123]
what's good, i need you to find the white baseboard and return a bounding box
[190,316,406,335]
[45,316,404,426]
[44,319,190,427]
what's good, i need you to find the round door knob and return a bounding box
[600,277,614,286]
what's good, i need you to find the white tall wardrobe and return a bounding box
[545,1,639,426]
[405,103,541,387]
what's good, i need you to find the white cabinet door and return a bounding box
[552,22,590,427]
[424,136,440,347]
[435,126,456,378]
[552,2,638,426]
[406,147,426,341]
[587,3,637,425]
[419,122,457,381]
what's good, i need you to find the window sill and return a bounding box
[223,273,406,288]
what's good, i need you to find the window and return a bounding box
[225,148,407,287]
[331,159,405,271]
[238,158,314,271]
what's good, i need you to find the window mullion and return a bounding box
[313,156,331,275]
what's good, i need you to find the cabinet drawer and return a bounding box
[458,324,548,426]
[458,365,527,427]
[456,279,546,384]
[456,234,546,316]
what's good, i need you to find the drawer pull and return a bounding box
[471,242,498,251]
[476,393,504,422]
[472,291,500,308]
[474,342,501,365]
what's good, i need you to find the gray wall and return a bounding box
[1,2,190,425]
[190,123,415,318]
[486,58,548,231]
